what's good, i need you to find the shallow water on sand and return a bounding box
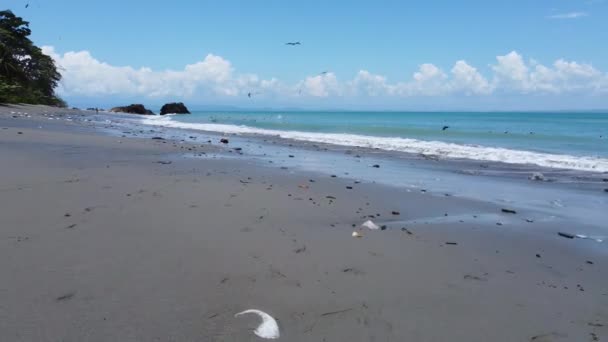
[97,112,608,233]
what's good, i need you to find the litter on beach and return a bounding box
[361,220,380,230]
[558,232,604,242]
[352,231,362,238]
[575,234,604,243]
[235,309,280,339]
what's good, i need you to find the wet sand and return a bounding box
[1,104,607,341]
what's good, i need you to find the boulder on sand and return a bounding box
[110,104,154,115]
[160,102,190,115]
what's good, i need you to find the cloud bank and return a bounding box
[42,46,608,103]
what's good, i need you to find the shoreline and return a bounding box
[1,104,607,341]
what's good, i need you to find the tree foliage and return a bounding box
[0,10,65,106]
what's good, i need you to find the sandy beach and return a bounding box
[1,104,607,341]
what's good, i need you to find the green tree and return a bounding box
[0,10,64,106]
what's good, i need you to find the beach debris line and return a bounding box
[234,309,280,339]
[361,220,380,230]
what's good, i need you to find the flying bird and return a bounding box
[25,3,29,8]
[442,126,449,131]
[285,42,301,46]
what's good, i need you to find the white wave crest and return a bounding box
[141,116,608,172]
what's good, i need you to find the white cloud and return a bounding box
[42,46,608,101]
[491,51,607,94]
[300,72,341,97]
[547,11,589,19]
[42,46,277,99]
[492,51,532,91]
[450,60,493,95]
[349,70,391,96]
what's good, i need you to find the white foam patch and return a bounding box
[235,309,280,339]
[141,116,608,172]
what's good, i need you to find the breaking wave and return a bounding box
[141,116,608,172]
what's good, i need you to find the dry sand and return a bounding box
[0,104,607,341]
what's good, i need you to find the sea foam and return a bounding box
[141,116,608,172]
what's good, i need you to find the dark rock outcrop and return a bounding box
[160,102,190,115]
[110,104,154,115]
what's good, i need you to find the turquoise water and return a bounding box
[141,111,608,172]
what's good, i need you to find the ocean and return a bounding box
[140,111,608,172]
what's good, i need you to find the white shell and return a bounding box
[361,220,380,230]
[235,309,280,339]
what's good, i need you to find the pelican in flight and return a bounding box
[285,42,301,46]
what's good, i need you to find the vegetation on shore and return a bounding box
[0,10,65,106]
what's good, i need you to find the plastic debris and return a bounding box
[557,232,604,242]
[575,234,604,243]
[235,309,280,339]
[361,220,380,230]
[352,231,362,238]
[529,172,545,181]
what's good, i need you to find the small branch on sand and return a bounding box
[320,308,353,317]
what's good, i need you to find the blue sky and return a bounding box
[5,0,608,110]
